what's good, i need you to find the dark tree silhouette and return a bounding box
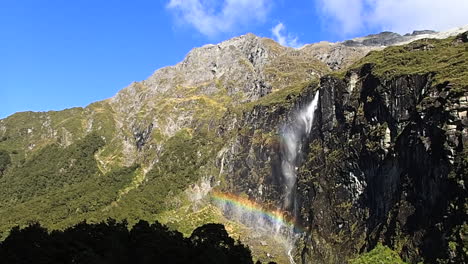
[0,220,259,264]
[190,223,253,264]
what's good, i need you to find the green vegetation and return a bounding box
[145,129,217,206]
[350,244,408,264]
[0,133,139,238]
[0,86,230,241]
[107,128,224,222]
[0,101,119,168]
[0,109,83,157]
[0,150,10,176]
[243,80,318,111]
[163,205,226,236]
[0,133,104,203]
[264,51,329,91]
[352,35,468,89]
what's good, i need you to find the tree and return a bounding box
[190,223,253,264]
[0,149,11,176]
[0,220,255,264]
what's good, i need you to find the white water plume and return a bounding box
[287,248,296,264]
[278,90,319,264]
[281,91,320,214]
[212,90,320,264]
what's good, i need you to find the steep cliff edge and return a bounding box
[297,33,468,263]
[298,69,467,263]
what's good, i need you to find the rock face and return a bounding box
[111,33,329,114]
[296,69,467,264]
[107,33,331,170]
[214,33,468,263]
[0,28,467,264]
[217,69,467,263]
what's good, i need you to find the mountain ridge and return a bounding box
[5,25,468,120]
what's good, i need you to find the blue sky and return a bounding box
[1,0,467,118]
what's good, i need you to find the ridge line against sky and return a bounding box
[1,0,467,118]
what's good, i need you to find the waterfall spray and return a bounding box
[279,91,319,264]
[280,91,319,217]
[212,90,320,264]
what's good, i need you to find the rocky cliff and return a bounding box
[296,33,468,264]
[0,28,467,264]
[209,31,468,263]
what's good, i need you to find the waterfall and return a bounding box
[212,90,320,264]
[279,91,319,264]
[280,91,319,217]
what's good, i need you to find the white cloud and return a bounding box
[272,22,302,48]
[316,0,468,36]
[167,0,271,37]
[317,0,365,36]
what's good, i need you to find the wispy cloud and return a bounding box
[316,0,468,36]
[316,0,365,36]
[271,22,302,48]
[167,0,271,37]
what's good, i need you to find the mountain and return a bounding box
[0,26,467,263]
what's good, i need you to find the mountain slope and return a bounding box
[0,28,467,263]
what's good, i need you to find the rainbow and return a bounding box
[210,190,305,233]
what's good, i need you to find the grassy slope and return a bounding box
[0,133,138,238]
[351,34,468,89]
